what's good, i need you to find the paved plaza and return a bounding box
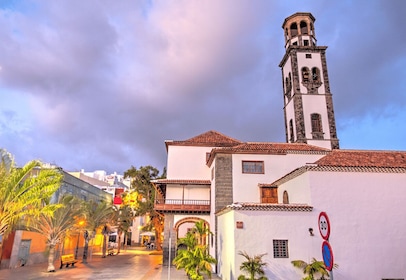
[0,247,221,280]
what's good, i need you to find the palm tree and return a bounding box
[192,220,211,245]
[112,205,134,254]
[237,251,268,280]
[0,149,62,264]
[291,258,334,280]
[173,221,216,280]
[27,195,85,272]
[82,200,114,260]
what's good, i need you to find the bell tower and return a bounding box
[279,12,339,149]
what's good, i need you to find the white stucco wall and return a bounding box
[166,145,212,180]
[297,52,324,94]
[217,210,237,280]
[217,209,319,280]
[276,170,406,279]
[165,185,210,201]
[231,153,325,203]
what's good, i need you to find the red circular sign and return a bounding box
[322,240,334,271]
[318,212,330,240]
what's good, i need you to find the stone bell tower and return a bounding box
[279,12,339,149]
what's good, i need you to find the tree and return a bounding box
[82,200,114,260]
[27,195,85,272]
[123,165,164,250]
[291,258,336,280]
[237,251,268,280]
[112,204,134,254]
[173,221,216,280]
[0,149,62,265]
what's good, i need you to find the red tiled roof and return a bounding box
[166,130,242,148]
[216,202,313,215]
[315,149,406,168]
[151,179,211,185]
[225,142,329,152]
[206,142,329,166]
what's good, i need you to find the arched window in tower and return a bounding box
[285,73,292,97]
[312,67,320,82]
[302,67,310,82]
[290,22,298,37]
[311,113,324,139]
[289,119,294,142]
[283,191,289,204]
[300,21,308,35]
[310,23,314,35]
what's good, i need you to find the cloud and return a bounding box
[0,0,405,173]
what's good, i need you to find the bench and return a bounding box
[60,254,78,269]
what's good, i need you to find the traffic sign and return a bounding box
[318,212,330,240]
[322,240,334,271]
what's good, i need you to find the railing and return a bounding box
[154,199,210,212]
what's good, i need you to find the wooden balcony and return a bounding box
[154,199,210,213]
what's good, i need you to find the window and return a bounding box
[311,113,324,140]
[261,187,278,203]
[311,113,322,133]
[290,22,298,37]
[302,67,310,82]
[273,240,289,258]
[289,119,294,143]
[305,53,312,58]
[300,21,308,35]
[283,191,289,204]
[311,67,320,82]
[303,40,309,46]
[242,161,264,174]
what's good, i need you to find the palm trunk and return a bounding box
[47,245,56,272]
[82,232,90,263]
[102,234,107,258]
[117,231,122,254]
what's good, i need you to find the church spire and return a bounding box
[279,12,339,150]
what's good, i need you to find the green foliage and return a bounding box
[0,149,63,239]
[123,165,160,216]
[123,165,164,249]
[173,221,217,280]
[238,251,268,280]
[27,195,85,247]
[291,258,337,280]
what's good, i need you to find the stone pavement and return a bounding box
[0,247,222,280]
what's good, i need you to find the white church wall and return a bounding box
[166,145,212,179]
[308,171,406,280]
[296,52,324,94]
[217,209,319,280]
[302,95,331,140]
[231,153,324,203]
[217,210,237,280]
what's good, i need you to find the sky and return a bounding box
[0,0,405,175]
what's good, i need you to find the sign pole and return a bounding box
[167,222,171,280]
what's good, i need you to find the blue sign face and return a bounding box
[322,241,334,271]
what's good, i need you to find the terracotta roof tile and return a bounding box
[216,203,313,215]
[166,130,242,148]
[315,150,406,168]
[151,179,211,185]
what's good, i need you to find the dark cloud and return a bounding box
[0,0,405,174]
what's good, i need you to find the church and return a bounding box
[152,12,406,280]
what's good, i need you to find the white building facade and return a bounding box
[153,12,406,280]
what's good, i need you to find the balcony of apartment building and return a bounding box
[152,179,211,214]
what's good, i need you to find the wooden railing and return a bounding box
[154,199,210,212]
